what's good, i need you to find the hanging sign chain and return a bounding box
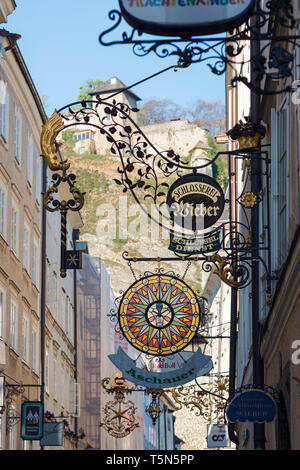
[182,260,192,280]
[128,261,137,281]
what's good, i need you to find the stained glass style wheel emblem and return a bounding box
[118,274,201,356]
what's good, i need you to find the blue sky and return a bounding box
[5,0,225,115]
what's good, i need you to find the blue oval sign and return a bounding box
[119,0,255,37]
[227,389,277,423]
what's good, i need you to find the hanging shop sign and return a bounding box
[169,228,222,255]
[21,401,44,441]
[65,250,83,270]
[166,173,225,232]
[226,389,277,423]
[207,424,230,448]
[40,422,64,447]
[119,0,255,37]
[118,273,201,356]
[109,347,213,388]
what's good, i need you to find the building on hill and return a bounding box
[89,76,141,156]
[73,127,96,155]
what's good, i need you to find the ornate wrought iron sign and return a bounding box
[118,273,202,355]
[100,375,140,438]
[100,0,300,95]
[42,162,85,278]
[119,0,255,37]
[167,173,225,232]
[109,347,213,388]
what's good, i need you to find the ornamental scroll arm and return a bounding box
[40,110,70,171]
[205,254,251,289]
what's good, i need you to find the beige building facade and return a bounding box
[0,2,47,450]
[226,20,300,450]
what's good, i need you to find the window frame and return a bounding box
[14,104,22,164]
[10,200,19,256]
[9,298,18,352]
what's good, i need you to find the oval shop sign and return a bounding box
[119,0,255,37]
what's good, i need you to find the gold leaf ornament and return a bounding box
[239,192,258,208]
[40,110,70,171]
[209,254,248,288]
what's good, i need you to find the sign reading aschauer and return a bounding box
[167,173,225,232]
[119,0,255,37]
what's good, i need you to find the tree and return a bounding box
[136,98,225,136]
[188,99,226,136]
[137,99,186,126]
[77,79,103,102]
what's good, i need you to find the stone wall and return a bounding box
[140,119,208,157]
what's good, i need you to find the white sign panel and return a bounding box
[119,0,255,36]
[207,424,230,448]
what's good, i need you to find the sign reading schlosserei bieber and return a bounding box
[119,0,255,37]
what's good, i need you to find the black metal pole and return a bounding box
[60,206,67,278]
[250,8,266,451]
[72,229,79,444]
[40,158,47,451]
[228,286,239,446]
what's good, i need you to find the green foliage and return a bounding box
[206,131,227,189]
[77,79,103,102]
[60,130,75,157]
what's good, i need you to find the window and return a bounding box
[11,202,19,256]
[35,157,42,203]
[14,105,22,163]
[65,295,69,336]
[0,288,4,339]
[22,312,29,363]
[53,358,56,398]
[26,134,34,186]
[23,223,30,273]
[32,239,38,286]
[10,300,17,351]
[32,329,37,373]
[0,180,6,238]
[0,81,9,143]
[86,331,97,359]
[45,350,49,393]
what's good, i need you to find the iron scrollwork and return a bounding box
[99,0,300,95]
[43,163,85,277]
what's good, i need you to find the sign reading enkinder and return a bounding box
[119,0,254,36]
